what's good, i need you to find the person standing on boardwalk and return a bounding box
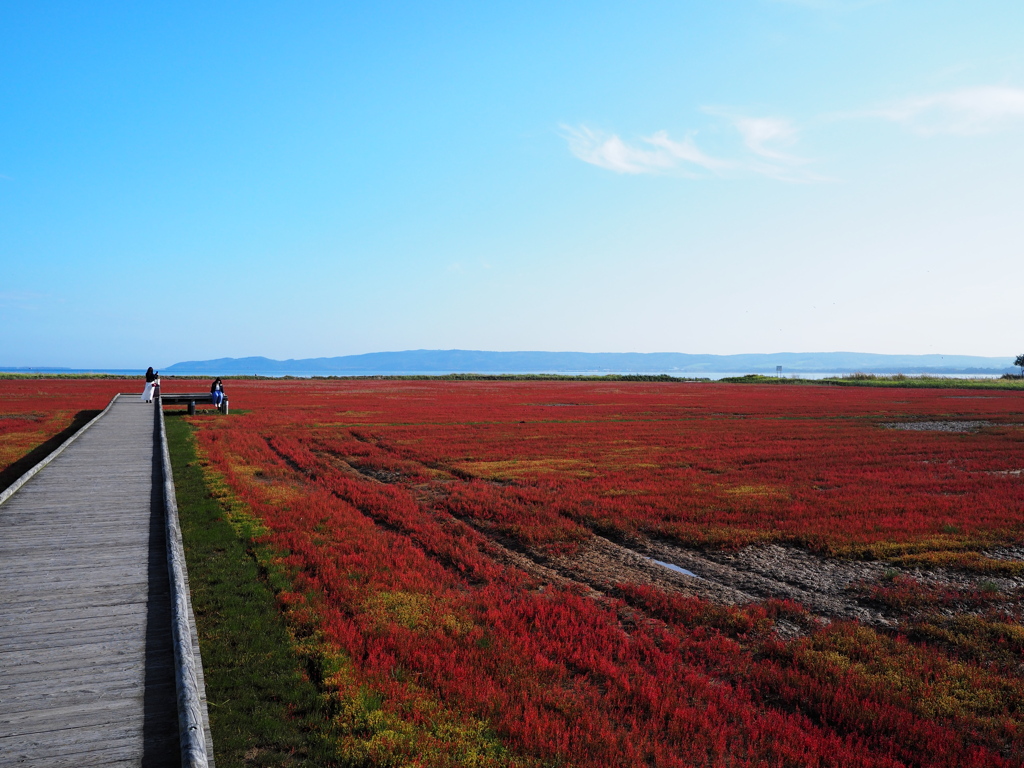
[141,367,159,403]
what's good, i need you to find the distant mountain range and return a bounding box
[162,350,1017,376]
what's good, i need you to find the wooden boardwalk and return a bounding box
[0,395,211,767]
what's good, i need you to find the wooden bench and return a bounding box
[158,389,229,415]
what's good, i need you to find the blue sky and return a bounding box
[2,1,1023,367]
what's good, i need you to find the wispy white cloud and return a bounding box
[872,86,1024,135]
[725,114,830,181]
[646,130,732,172]
[563,114,823,182]
[702,108,811,166]
[560,125,727,176]
[563,83,1024,183]
[733,117,800,160]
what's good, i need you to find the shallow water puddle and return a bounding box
[649,557,702,579]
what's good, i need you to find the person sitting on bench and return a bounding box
[210,377,225,407]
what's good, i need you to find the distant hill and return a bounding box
[163,350,1016,376]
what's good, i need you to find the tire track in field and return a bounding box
[294,440,1022,631]
[320,443,888,624]
[267,437,580,591]
[326,446,892,623]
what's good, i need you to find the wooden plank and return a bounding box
[0,676,165,712]
[0,525,150,539]
[0,592,149,615]
[0,581,152,601]
[5,752,158,768]
[0,696,142,730]
[0,625,155,654]
[0,562,152,575]
[0,602,145,637]
[0,585,151,609]
[0,661,145,690]
[0,557,148,572]
[0,720,148,754]
[0,608,148,641]
[1,724,181,761]
[1,535,150,549]
[2,743,160,768]
[0,638,149,670]
[1,678,178,716]
[1,655,174,684]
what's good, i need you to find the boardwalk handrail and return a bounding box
[0,393,120,509]
[157,396,211,768]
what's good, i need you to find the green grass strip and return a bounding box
[165,413,352,768]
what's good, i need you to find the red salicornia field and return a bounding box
[173,378,1024,768]
[0,379,124,479]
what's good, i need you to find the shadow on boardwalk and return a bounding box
[145,404,179,766]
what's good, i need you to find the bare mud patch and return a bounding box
[352,466,407,483]
[496,529,1023,628]
[985,546,1024,562]
[635,539,1024,622]
[444,507,1024,628]
[632,539,891,625]
[882,420,991,433]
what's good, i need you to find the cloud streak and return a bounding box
[563,114,821,182]
[873,86,1024,135]
[561,126,728,176]
[733,116,800,160]
[563,84,1024,183]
